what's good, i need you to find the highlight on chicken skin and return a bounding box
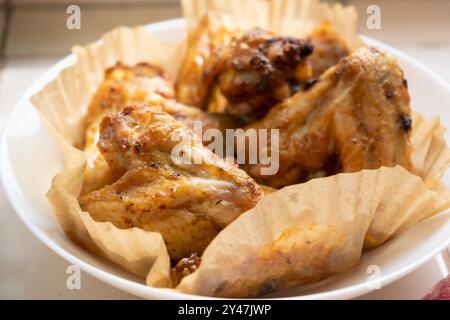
[79,104,263,261]
[176,12,243,108]
[217,27,314,120]
[70,8,428,294]
[81,62,240,195]
[243,47,413,189]
[82,63,175,195]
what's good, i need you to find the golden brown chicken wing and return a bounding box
[243,47,412,188]
[79,104,263,260]
[84,63,175,128]
[218,23,352,120]
[217,28,314,120]
[307,21,351,78]
[176,12,243,108]
[82,63,240,195]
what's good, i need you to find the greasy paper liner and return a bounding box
[30,0,450,297]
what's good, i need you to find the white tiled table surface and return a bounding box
[0,0,449,299]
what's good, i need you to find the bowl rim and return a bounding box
[1,17,450,300]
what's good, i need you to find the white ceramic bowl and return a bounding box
[2,19,450,300]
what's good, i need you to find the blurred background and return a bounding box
[0,0,449,299]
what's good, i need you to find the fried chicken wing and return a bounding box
[85,63,175,128]
[244,47,412,188]
[82,63,240,195]
[171,253,201,286]
[217,28,314,120]
[80,104,263,260]
[176,12,243,108]
[176,13,352,121]
[152,95,242,135]
[82,63,175,195]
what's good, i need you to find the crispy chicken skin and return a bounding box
[171,253,201,286]
[82,63,240,195]
[82,63,175,195]
[79,104,263,260]
[176,12,242,108]
[218,28,314,120]
[244,47,412,188]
